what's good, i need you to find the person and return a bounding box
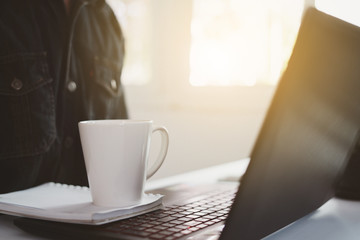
[0,0,128,193]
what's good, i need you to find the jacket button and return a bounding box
[11,78,23,90]
[67,81,77,92]
[110,79,117,90]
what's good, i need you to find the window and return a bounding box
[106,0,152,85]
[108,0,305,88]
[189,0,304,86]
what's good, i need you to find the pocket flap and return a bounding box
[93,56,123,98]
[0,52,52,96]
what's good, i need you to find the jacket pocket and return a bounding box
[86,56,127,119]
[93,56,123,98]
[0,52,56,159]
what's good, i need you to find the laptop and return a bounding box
[14,7,360,240]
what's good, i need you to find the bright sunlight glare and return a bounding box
[189,0,304,87]
[315,0,360,27]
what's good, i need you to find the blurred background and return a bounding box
[106,0,360,180]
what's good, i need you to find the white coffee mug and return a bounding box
[78,119,169,207]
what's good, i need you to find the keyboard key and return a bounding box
[145,228,158,233]
[159,230,174,236]
[150,233,166,239]
[168,220,185,225]
[184,221,201,227]
[180,230,192,235]
[172,225,189,230]
[153,226,168,231]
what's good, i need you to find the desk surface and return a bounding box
[1,159,360,240]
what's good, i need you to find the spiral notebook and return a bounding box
[0,182,163,225]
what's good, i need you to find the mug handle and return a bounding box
[146,126,169,179]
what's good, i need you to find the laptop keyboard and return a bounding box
[101,188,237,240]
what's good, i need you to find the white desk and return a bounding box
[1,159,360,240]
[265,198,360,240]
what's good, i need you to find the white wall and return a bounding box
[125,85,275,180]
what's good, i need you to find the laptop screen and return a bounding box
[221,7,360,240]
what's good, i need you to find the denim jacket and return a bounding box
[0,0,127,193]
